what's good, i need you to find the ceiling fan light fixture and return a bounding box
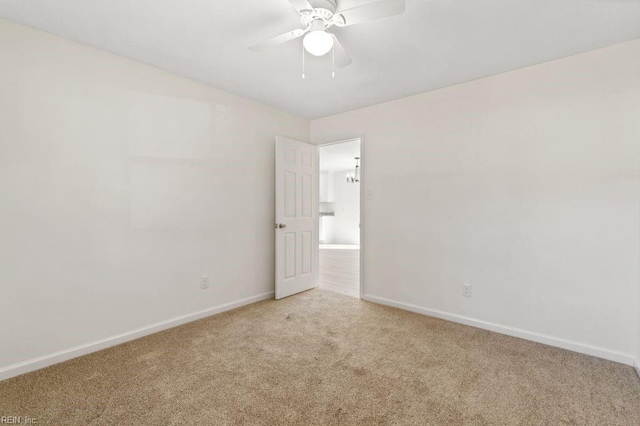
[303,30,334,56]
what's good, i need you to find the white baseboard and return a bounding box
[634,360,640,380]
[362,294,635,366]
[0,292,274,382]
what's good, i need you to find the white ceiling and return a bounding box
[1,0,638,119]
[319,140,360,171]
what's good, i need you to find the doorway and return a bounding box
[317,138,361,298]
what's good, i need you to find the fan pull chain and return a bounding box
[301,40,337,79]
[332,43,335,78]
[302,43,306,79]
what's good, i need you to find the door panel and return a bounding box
[301,174,312,217]
[301,231,312,275]
[275,136,318,299]
[284,233,296,279]
[284,172,296,217]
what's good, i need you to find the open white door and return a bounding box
[275,136,318,299]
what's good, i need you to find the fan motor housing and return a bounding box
[308,0,337,13]
[301,0,340,28]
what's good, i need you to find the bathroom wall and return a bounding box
[331,170,361,245]
[319,168,360,245]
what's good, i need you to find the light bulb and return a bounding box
[303,30,334,57]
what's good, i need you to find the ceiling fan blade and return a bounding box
[335,0,405,27]
[248,29,306,52]
[332,35,353,68]
[288,0,314,14]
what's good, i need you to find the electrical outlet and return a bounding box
[463,283,472,297]
[201,276,210,290]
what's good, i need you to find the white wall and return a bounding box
[319,171,333,203]
[331,170,360,245]
[0,19,309,374]
[312,41,640,364]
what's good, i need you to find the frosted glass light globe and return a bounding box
[303,30,334,56]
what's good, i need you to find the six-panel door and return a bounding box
[275,136,318,299]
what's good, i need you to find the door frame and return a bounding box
[315,135,365,299]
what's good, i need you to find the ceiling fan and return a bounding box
[249,0,406,71]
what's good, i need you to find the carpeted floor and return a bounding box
[1,289,639,425]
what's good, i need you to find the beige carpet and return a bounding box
[1,290,639,425]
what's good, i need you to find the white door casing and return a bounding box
[275,136,318,299]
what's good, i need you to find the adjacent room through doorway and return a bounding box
[318,139,361,298]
